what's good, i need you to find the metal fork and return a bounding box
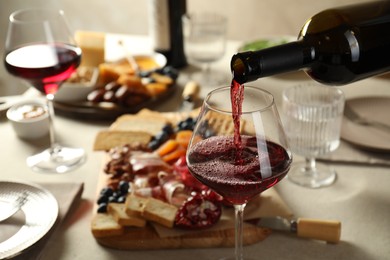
[344,103,390,132]
[0,192,28,222]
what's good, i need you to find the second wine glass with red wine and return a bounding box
[4,8,85,173]
[186,84,292,260]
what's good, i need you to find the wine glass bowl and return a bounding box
[4,8,86,173]
[282,83,345,188]
[187,86,292,259]
[182,12,227,86]
[4,9,81,98]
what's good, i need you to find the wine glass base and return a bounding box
[26,145,86,173]
[190,70,227,87]
[288,161,336,188]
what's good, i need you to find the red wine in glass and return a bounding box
[4,43,81,96]
[187,135,291,205]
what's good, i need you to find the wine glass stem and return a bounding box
[305,157,316,172]
[234,203,246,260]
[45,97,58,151]
[201,62,211,79]
[204,62,211,73]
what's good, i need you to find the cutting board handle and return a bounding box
[296,218,341,243]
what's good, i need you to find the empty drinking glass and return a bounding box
[182,12,227,86]
[282,84,345,188]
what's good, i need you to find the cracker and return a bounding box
[142,197,178,228]
[137,108,200,125]
[124,194,178,228]
[108,203,147,227]
[93,130,151,151]
[91,213,124,238]
[110,113,168,135]
[125,194,149,217]
[202,111,245,135]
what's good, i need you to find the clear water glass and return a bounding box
[282,83,345,188]
[182,12,227,86]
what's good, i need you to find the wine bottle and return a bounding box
[148,0,187,68]
[231,0,390,85]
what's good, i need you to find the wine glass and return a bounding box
[186,85,292,260]
[4,8,86,173]
[282,83,345,188]
[182,12,227,86]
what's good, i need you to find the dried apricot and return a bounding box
[175,130,193,148]
[156,139,179,157]
[162,145,186,164]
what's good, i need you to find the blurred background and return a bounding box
[0,0,369,96]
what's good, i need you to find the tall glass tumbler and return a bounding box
[282,84,345,188]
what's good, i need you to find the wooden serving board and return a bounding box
[90,109,291,250]
[95,223,270,250]
[91,159,271,250]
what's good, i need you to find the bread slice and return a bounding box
[142,197,178,228]
[91,213,124,238]
[93,130,152,151]
[110,114,168,136]
[124,194,149,217]
[137,108,200,126]
[124,194,178,228]
[107,203,147,227]
[205,111,245,135]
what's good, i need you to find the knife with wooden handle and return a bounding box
[256,217,341,243]
[295,218,341,243]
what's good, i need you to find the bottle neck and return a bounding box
[231,41,314,84]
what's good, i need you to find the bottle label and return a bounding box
[148,0,171,51]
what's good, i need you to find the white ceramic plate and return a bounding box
[0,181,58,259]
[341,96,390,152]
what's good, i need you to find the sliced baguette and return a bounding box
[124,194,178,228]
[108,203,147,227]
[142,197,178,228]
[93,130,152,151]
[91,213,124,238]
[110,114,168,135]
[124,194,149,217]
